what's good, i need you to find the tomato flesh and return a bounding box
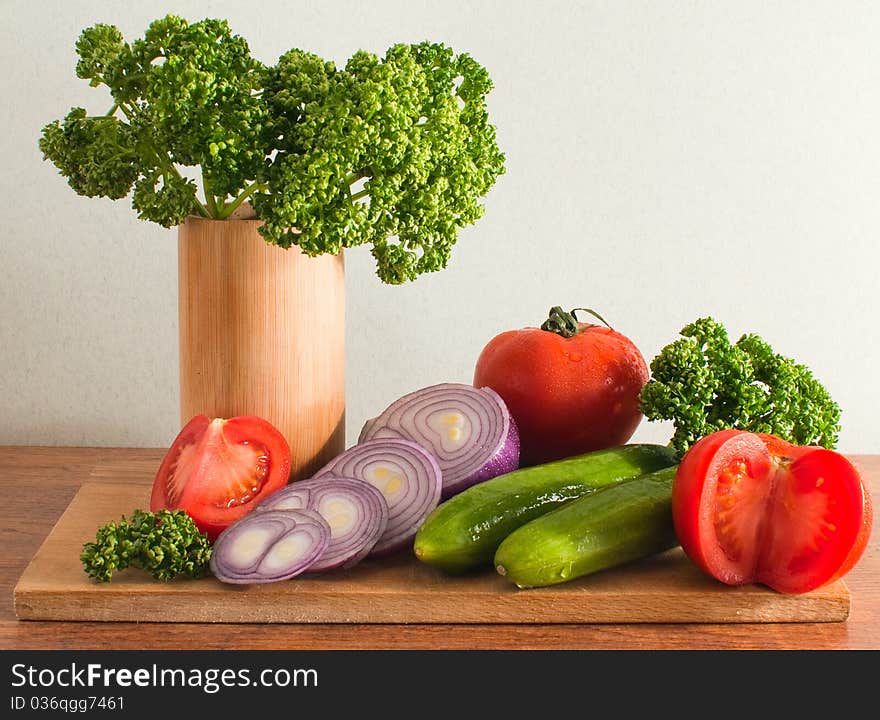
[150,415,291,540]
[711,455,772,578]
[674,431,871,594]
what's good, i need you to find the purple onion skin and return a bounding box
[254,476,389,571]
[305,477,389,571]
[370,526,420,558]
[254,485,309,512]
[358,384,521,500]
[209,509,330,585]
[441,413,520,499]
[314,439,442,557]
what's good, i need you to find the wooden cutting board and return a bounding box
[14,480,849,624]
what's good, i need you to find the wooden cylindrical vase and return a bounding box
[178,214,345,481]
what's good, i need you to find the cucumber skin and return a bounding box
[412,444,678,574]
[493,466,679,588]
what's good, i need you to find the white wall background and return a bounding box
[2,0,878,452]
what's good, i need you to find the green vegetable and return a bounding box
[81,509,212,582]
[255,43,505,283]
[640,317,841,456]
[413,444,678,574]
[40,17,269,228]
[494,466,679,588]
[39,15,505,284]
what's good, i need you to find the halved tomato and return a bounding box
[673,430,872,594]
[150,415,291,541]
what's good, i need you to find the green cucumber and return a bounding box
[494,466,679,588]
[413,444,678,573]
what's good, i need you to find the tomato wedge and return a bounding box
[150,415,291,541]
[673,430,872,594]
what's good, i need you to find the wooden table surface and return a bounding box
[2,447,878,650]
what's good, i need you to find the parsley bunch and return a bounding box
[81,509,212,582]
[39,15,505,283]
[640,317,841,456]
[40,17,268,228]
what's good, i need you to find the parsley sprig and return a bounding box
[81,509,212,582]
[640,317,841,456]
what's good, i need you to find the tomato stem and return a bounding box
[540,307,613,337]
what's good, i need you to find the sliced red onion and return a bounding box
[209,509,329,584]
[314,439,442,555]
[358,382,520,499]
[255,475,389,570]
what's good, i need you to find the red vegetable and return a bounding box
[209,509,330,584]
[673,430,873,594]
[473,307,648,466]
[150,415,291,541]
[256,475,389,570]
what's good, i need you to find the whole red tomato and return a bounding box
[674,430,873,594]
[473,307,648,466]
